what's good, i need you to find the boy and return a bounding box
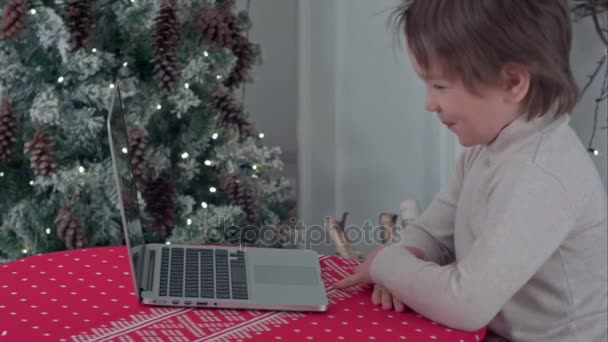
[334,1,608,341]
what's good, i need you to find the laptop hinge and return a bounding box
[143,248,156,293]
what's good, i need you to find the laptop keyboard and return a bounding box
[158,247,249,300]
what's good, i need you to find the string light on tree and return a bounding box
[29,180,34,186]
[209,187,217,193]
[187,218,192,226]
[109,83,115,89]
[0,172,4,177]
[156,104,162,110]
[181,152,189,159]
[45,228,51,235]
[211,133,219,140]
[203,51,209,57]
[258,133,265,139]
[216,75,223,80]
[92,48,97,53]
[201,202,208,209]
[22,248,27,254]
[57,76,65,83]
[29,9,36,15]
[165,241,171,245]
[123,62,128,67]
[78,166,85,174]
[184,83,190,89]
[252,164,258,171]
[121,147,128,154]
[204,160,212,166]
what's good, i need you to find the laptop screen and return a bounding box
[107,87,146,293]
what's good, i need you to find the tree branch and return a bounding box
[591,0,608,46]
[587,67,608,150]
[579,55,606,101]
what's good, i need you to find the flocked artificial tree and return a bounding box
[0,0,296,262]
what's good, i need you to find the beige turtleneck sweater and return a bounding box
[371,114,608,342]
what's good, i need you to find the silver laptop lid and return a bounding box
[107,86,146,295]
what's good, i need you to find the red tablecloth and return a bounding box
[0,246,485,341]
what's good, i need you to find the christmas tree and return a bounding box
[0,0,296,262]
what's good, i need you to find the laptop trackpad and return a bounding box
[254,265,319,286]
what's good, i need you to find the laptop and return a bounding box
[107,87,328,311]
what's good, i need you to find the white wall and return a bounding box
[297,0,339,254]
[570,19,608,190]
[298,0,457,255]
[237,0,299,188]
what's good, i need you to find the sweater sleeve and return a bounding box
[396,150,467,265]
[370,162,576,331]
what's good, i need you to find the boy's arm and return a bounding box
[370,162,577,331]
[395,149,469,265]
[398,196,457,265]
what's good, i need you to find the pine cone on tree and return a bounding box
[152,0,180,91]
[212,86,252,135]
[127,127,151,187]
[199,2,239,49]
[65,0,94,51]
[143,177,177,235]
[55,205,88,250]
[0,0,27,41]
[224,35,255,89]
[221,174,257,224]
[24,127,59,176]
[0,95,17,163]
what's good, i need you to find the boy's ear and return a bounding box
[501,63,530,104]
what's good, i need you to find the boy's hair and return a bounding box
[390,0,579,119]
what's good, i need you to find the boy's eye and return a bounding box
[432,84,447,90]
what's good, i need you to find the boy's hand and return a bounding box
[372,284,406,312]
[368,246,423,311]
[333,245,424,311]
[333,245,425,290]
[333,245,386,289]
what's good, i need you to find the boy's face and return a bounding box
[408,51,523,147]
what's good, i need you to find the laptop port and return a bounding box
[184,301,192,305]
[196,302,208,306]
[172,300,179,305]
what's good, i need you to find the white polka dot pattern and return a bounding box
[0,246,486,341]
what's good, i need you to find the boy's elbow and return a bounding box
[415,295,494,332]
[416,303,490,332]
[446,294,497,332]
[448,316,490,332]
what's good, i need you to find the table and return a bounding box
[0,246,486,341]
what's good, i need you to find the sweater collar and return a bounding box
[486,111,568,155]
